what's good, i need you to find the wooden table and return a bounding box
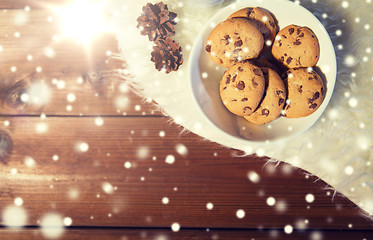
[0,1,372,239]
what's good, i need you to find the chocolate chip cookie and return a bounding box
[205,18,264,68]
[220,62,266,116]
[272,24,320,68]
[283,68,325,118]
[228,7,278,48]
[244,67,286,124]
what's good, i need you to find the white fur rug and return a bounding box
[106,0,373,217]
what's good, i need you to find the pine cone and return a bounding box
[137,2,177,41]
[151,37,183,74]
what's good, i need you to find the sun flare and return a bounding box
[52,0,111,45]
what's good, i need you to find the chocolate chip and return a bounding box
[281,35,287,39]
[232,75,237,82]
[309,103,318,109]
[294,39,301,45]
[223,35,230,45]
[252,78,258,87]
[226,75,231,84]
[299,33,304,37]
[244,106,252,112]
[297,28,301,35]
[241,98,248,102]
[237,81,245,90]
[253,69,262,76]
[308,92,320,104]
[286,57,293,64]
[238,66,244,72]
[279,42,282,47]
[321,87,324,95]
[234,40,243,47]
[308,77,314,80]
[269,21,275,28]
[311,34,315,38]
[278,98,285,106]
[313,92,320,101]
[262,109,270,116]
[284,53,287,57]
[232,99,237,102]
[280,56,285,62]
[289,28,294,35]
[205,45,211,52]
[298,85,303,93]
[233,48,242,54]
[276,90,284,95]
[286,104,291,110]
[223,87,227,90]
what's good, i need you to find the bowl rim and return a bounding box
[187,0,337,145]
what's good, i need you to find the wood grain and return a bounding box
[0,10,158,116]
[0,1,372,238]
[0,116,372,230]
[1,228,372,240]
[0,0,76,9]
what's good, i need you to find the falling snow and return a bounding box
[68,188,80,200]
[165,155,175,164]
[24,156,36,168]
[75,142,89,153]
[40,213,65,239]
[305,194,315,203]
[171,223,180,232]
[35,122,48,134]
[102,182,114,194]
[284,224,293,234]
[206,202,214,210]
[248,171,261,184]
[63,217,73,226]
[14,197,23,206]
[0,1,370,239]
[124,161,132,169]
[266,197,276,206]
[175,143,188,156]
[162,197,169,205]
[2,205,28,227]
[137,146,149,159]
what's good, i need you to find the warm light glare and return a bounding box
[54,0,110,45]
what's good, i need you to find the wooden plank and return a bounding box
[0,10,159,116]
[0,228,373,240]
[0,116,372,230]
[0,0,75,9]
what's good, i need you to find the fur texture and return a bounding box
[107,0,373,217]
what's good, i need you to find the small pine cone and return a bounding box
[136,2,177,41]
[151,37,183,74]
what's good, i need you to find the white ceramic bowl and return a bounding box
[188,0,336,143]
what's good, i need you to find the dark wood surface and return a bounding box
[0,1,372,239]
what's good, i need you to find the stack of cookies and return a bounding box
[205,7,325,125]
